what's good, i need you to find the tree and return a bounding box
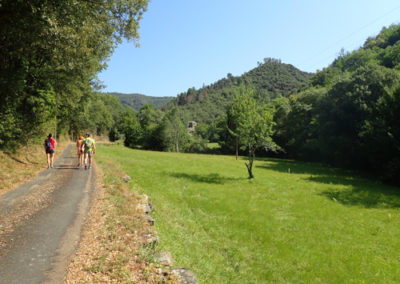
[315,64,400,176]
[120,108,141,148]
[138,104,164,150]
[161,107,188,152]
[228,88,277,178]
[280,88,325,161]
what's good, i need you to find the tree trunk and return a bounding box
[174,132,180,152]
[245,146,255,179]
[236,136,239,160]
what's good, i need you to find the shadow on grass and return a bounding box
[257,159,400,209]
[256,158,339,176]
[4,152,27,164]
[167,172,246,184]
[310,175,400,209]
[320,187,400,208]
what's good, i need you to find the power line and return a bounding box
[300,4,400,71]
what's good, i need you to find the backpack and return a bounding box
[46,139,52,150]
[85,138,92,150]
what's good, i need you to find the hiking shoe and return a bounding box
[88,165,92,169]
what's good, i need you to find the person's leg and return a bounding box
[50,152,55,167]
[77,152,81,167]
[84,152,88,169]
[86,151,92,168]
[46,153,51,168]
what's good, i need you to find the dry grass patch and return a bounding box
[0,141,69,196]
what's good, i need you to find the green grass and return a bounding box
[96,144,400,283]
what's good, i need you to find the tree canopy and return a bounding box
[0,0,148,148]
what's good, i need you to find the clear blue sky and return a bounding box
[98,0,400,97]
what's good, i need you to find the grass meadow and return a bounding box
[96,144,400,283]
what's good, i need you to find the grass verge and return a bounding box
[96,144,400,283]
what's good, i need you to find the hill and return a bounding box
[163,58,312,124]
[106,92,174,111]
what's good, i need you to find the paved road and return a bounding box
[0,145,95,284]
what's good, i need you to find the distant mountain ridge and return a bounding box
[106,92,174,111]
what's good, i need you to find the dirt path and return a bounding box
[0,145,95,284]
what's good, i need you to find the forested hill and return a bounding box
[240,58,311,94]
[163,58,312,124]
[268,24,400,185]
[106,92,174,111]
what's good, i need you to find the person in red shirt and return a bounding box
[44,133,56,169]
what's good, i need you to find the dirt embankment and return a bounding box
[0,140,69,197]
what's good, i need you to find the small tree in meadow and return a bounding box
[228,88,277,178]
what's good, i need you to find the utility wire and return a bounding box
[300,4,400,71]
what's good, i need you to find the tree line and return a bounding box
[0,0,148,149]
[270,24,400,185]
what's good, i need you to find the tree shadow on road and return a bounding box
[55,165,79,170]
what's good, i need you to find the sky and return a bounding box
[98,0,400,97]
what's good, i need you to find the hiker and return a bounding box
[83,133,96,170]
[44,133,56,169]
[76,135,84,167]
